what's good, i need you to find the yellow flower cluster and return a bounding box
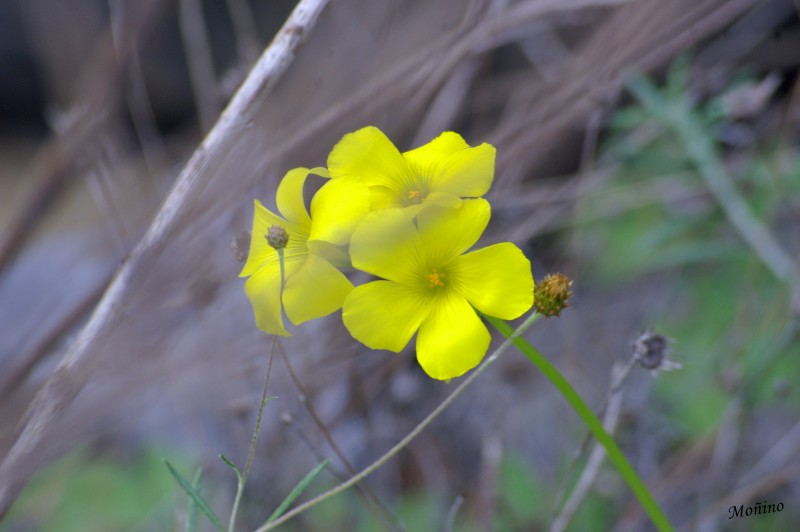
[240,127,534,380]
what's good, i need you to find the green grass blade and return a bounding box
[263,460,330,525]
[186,469,203,532]
[484,316,673,532]
[164,459,225,531]
[624,70,670,121]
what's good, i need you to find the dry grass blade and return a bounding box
[491,0,761,183]
[0,0,166,274]
[0,0,332,517]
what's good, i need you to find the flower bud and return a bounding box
[266,224,289,250]
[534,273,573,317]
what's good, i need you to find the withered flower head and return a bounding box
[632,329,681,373]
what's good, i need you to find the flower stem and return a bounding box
[254,310,543,531]
[483,315,672,532]
[277,248,285,292]
[227,335,276,532]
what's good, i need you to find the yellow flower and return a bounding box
[342,199,534,380]
[240,167,369,336]
[327,126,496,215]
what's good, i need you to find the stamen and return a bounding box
[408,190,423,204]
[426,267,446,288]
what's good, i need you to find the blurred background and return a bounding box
[1,0,799,530]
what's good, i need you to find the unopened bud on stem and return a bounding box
[266,225,289,250]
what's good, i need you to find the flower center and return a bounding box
[425,267,446,288]
[407,190,423,204]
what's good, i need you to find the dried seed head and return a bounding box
[632,329,681,373]
[534,273,574,317]
[632,330,668,369]
[266,224,289,250]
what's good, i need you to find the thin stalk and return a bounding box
[229,246,282,532]
[277,248,285,293]
[227,337,276,532]
[276,342,403,530]
[254,311,543,531]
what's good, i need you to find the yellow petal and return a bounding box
[309,166,329,178]
[283,253,353,325]
[240,200,293,278]
[368,186,403,210]
[308,178,370,246]
[421,191,462,209]
[402,131,470,177]
[403,132,495,198]
[433,142,495,198]
[451,243,533,319]
[416,293,490,380]
[276,167,313,228]
[243,263,291,336]
[349,208,420,284]
[327,126,410,193]
[306,240,351,269]
[399,192,462,219]
[416,198,490,263]
[342,281,429,352]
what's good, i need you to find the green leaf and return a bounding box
[263,460,330,525]
[164,459,224,531]
[665,53,691,103]
[218,454,243,481]
[624,70,667,119]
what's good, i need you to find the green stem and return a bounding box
[277,248,285,292]
[226,470,244,532]
[484,315,673,532]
